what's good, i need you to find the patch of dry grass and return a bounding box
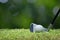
[0,29,60,40]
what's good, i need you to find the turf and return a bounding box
[0,29,60,40]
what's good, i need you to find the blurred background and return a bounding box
[0,0,60,29]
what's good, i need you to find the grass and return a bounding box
[0,29,60,40]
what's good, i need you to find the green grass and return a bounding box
[0,29,60,40]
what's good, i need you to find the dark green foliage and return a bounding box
[0,0,60,29]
